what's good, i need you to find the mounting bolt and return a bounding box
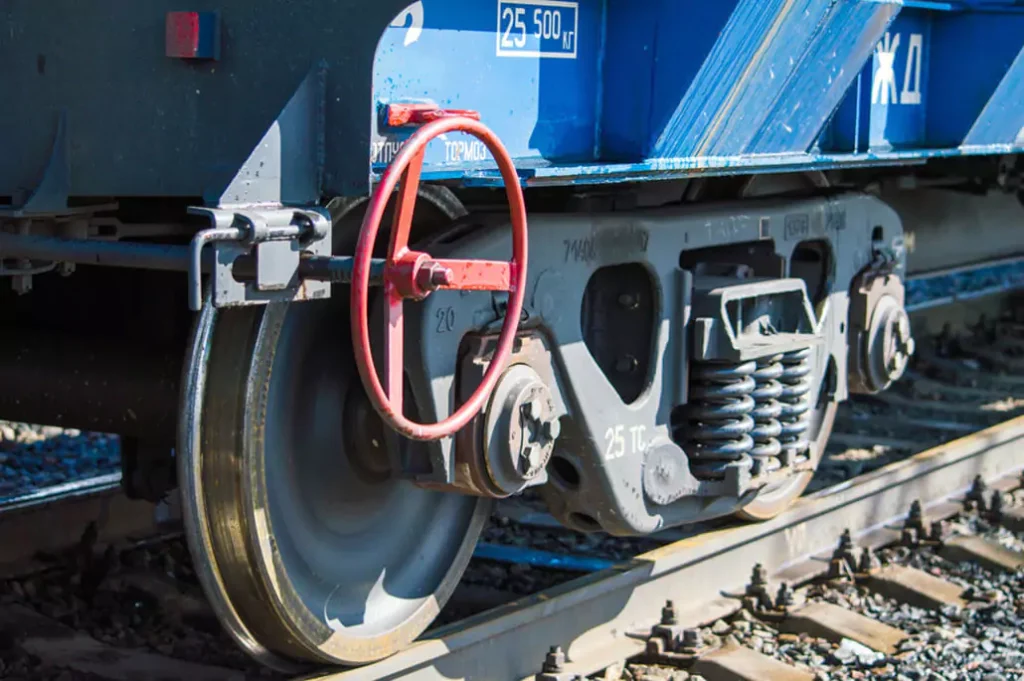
[616,355,639,374]
[542,646,565,673]
[776,582,795,608]
[520,443,544,475]
[834,529,857,569]
[990,490,1004,518]
[746,563,774,610]
[415,261,454,293]
[858,547,879,573]
[838,529,854,552]
[618,293,640,310]
[661,600,678,626]
[906,500,929,538]
[543,417,562,441]
[967,476,988,511]
[680,628,702,655]
[526,399,544,422]
[748,563,768,591]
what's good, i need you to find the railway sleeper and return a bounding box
[594,497,1024,681]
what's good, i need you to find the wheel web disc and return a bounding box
[179,297,488,667]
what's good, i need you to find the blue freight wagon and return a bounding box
[1,0,1021,669]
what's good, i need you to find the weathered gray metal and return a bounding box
[312,415,1024,681]
[1,3,412,206]
[401,192,901,535]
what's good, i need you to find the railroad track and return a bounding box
[320,416,1024,681]
[4,298,1024,680]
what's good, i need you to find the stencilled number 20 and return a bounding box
[435,307,456,334]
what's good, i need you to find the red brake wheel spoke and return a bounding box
[433,258,516,292]
[388,150,425,259]
[383,288,405,409]
[351,116,528,441]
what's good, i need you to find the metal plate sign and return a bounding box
[496,0,579,59]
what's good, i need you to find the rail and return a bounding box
[312,415,1024,681]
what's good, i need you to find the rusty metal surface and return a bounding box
[691,641,814,681]
[309,416,1024,681]
[866,564,968,612]
[780,601,906,655]
[939,534,1024,573]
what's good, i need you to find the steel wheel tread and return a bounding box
[179,295,489,667]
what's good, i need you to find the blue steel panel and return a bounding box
[927,11,1024,146]
[601,0,737,160]
[372,0,602,171]
[748,1,900,153]
[646,0,898,159]
[370,0,1022,188]
[2,0,1022,201]
[963,44,1024,146]
[598,1,679,161]
[869,10,931,149]
[824,10,933,152]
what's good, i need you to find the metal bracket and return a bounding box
[186,205,331,310]
[690,276,823,362]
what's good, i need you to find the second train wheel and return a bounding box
[178,200,488,668]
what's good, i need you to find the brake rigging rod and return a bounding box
[0,232,386,286]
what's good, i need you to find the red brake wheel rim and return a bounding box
[350,117,528,441]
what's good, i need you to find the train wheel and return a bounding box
[733,377,837,522]
[178,292,488,668]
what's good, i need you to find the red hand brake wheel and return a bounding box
[351,117,528,441]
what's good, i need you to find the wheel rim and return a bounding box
[179,295,489,666]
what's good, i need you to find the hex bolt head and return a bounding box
[543,417,562,441]
[661,600,678,626]
[991,490,1004,516]
[682,628,702,648]
[415,262,454,293]
[968,476,988,506]
[542,646,565,673]
[526,399,544,422]
[751,563,767,587]
[615,355,639,374]
[838,529,854,552]
[520,443,543,475]
[776,582,795,607]
[618,293,640,309]
[858,547,879,573]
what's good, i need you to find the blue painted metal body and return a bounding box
[374,0,1024,187]
[1,0,1021,206]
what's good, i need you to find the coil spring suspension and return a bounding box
[681,361,756,479]
[779,348,813,463]
[750,355,784,474]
